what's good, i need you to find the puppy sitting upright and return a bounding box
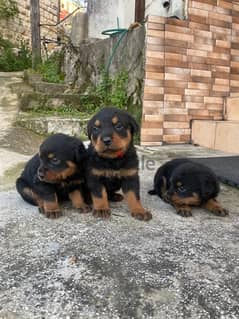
[149,158,228,217]
[87,106,151,221]
[16,133,89,218]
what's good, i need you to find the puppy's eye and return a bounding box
[177,186,186,193]
[115,122,124,130]
[50,157,61,165]
[93,126,100,133]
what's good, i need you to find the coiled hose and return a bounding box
[101,28,128,73]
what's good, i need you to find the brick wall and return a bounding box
[0,0,58,47]
[141,0,239,145]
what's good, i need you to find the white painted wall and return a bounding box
[88,0,186,39]
[88,0,135,39]
[146,0,185,19]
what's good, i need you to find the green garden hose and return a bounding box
[101,28,128,73]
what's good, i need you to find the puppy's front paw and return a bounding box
[78,205,92,214]
[211,207,229,217]
[176,206,192,217]
[38,207,62,219]
[131,209,152,221]
[93,209,111,218]
[203,199,229,217]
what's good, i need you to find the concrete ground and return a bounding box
[0,73,239,319]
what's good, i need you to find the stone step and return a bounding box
[191,120,239,154]
[24,70,68,95]
[0,71,24,78]
[225,96,239,121]
[32,82,69,95]
[16,112,89,138]
[19,92,83,110]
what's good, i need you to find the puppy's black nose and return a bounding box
[102,136,112,146]
[37,167,45,179]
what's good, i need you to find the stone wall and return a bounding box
[64,26,145,105]
[141,0,239,145]
[0,0,58,47]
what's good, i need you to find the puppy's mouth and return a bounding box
[38,174,58,184]
[37,173,45,182]
[37,171,61,183]
[102,146,123,153]
[163,192,171,203]
[99,147,125,158]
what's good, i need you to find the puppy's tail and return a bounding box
[148,189,157,196]
[16,177,37,206]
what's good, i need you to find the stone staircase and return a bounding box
[15,71,89,138]
[19,71,82,110]
[191,96,239,154]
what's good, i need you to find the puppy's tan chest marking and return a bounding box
[91,168,138,178]
[60,179,84,188]
[170,193,201,206]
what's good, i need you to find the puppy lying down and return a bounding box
[149,158,228,217]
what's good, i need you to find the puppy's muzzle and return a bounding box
[163,192,171,203]
[37,167,45,180]
[101,136,112,146]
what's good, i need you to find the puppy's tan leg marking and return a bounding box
[124,191,152,221]
[92,187,111,218]
[203,198,229,217]
[43,195,62,219]
[69,190,91,213]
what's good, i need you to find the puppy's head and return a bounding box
[37,133,86,183]
[165,163,202,206]
[87,107,138,159]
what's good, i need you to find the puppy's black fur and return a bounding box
[16,133,90,218]
[149,158,228,217]
[87,106,151,221]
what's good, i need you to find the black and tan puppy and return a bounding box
[87,106,151,221]
[16,133,90,218]
[148,158,228,217]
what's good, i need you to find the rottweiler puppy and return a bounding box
[87,106,152,221]
[16,133,90,218]
[148,158,228,217]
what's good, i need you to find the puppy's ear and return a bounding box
[73,139,87,164]
[200,175,220,201]
[87,117,95,140]
[127,113,139,135]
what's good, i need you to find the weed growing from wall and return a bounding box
[0,0,18,19]
[38,53,65,83]
[0,37,32,71]
[83,70,130,112]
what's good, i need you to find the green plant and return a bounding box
[0,0,18,19]
[38,53,64,83]
[111,71,129,109]
[0,37,32,71]
[86,70,129,110]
